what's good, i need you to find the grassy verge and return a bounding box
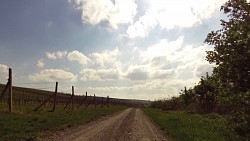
[0,104,126,140]
[143,108,246,141]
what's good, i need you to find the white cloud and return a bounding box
[151,56,167,69]
[126,12,157,38]
[29,69,77,82]
[86,79,190,100]
[67,50,91,65]
[36,59,45,68]
[80,69,120,81]
[124,37,214,84]
[126,0,227,38]
[69,0,137,29]
[0,64,8,79]
[46,51,67,60]
[91,48,122,69]
[125,65,150,81]
[150,69,176,80]
[33,38,214,100]
[194,62,214,78]
[141,37,184,61]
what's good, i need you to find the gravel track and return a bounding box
[41,108,167,141]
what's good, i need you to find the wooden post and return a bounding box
[85,94,95,109]
[77,92,87,109]
[52,82,58,112]
[64,86,74,110]
[107,96,109,107]
[8,68,12,112]
[34,82,58,111]
[72,86,74,109]
[101,97,104,107]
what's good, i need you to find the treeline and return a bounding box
[151,0,250,137]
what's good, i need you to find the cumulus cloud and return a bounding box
[194,62,214,78]
[125,65,150,81]
[86,79,189,100]
[124,36,213,84]
[36,59,45,68]
[91,48,122,69]
[29,69,77,82]
[151,56,167,69]
[126,0,227,38]
[37,38,213,99]
[46,51,67,60]
[126,12,157,38]
[69,0,137,29]
[0,64,8,78]
[67,50,91,65]
[141,37,184,61]
[80,69,120,81]
[150,69,176,79]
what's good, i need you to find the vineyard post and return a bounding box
[85,94,95,109]
[8,68,12,112]
[52,82,58,112]
[64,86,74,110]
[72,86,74,109]
[107,96,109,107]
[77,92,87,109]
[34,82,58,111]
[22,90,24,106]
[101,97,104,107]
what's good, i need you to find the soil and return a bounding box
[39,108,167,141]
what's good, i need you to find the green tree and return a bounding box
[205,0,250,136]
[193,73,218,113]
[205,0,250,93]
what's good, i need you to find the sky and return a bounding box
[0,0,229,100]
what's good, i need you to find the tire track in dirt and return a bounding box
[41,108,167,141]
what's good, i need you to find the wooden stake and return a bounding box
[8,68,12,112]
[34,82,58,111]
[72,86,74,109]
[107,96,109,107]
[77,92,88,109]
[64,86,74,110]
[52,82,58,112]
[85,94,95,109]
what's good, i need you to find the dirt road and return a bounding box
[42,108,167,141]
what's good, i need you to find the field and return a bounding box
[143,108,246,141]
[0,104,126,140]
[0,83,150,111]
[0,83,143,140]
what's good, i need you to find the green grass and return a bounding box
[0,104,126,140]
[143,108,245,141]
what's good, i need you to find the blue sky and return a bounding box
[0,0,228,100]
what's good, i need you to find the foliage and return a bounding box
[205,0,250,93]
[204,0,250,136]
[150,97,182,111]
[144,108,245,141]
[151,0,250,137]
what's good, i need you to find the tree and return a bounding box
[205,0,250,93]
[205,0,250,135]
[193,73,218,113]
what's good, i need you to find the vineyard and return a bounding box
[0,68,150,112]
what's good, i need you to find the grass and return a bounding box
[0,104,126,140]
[143,108,246,141]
